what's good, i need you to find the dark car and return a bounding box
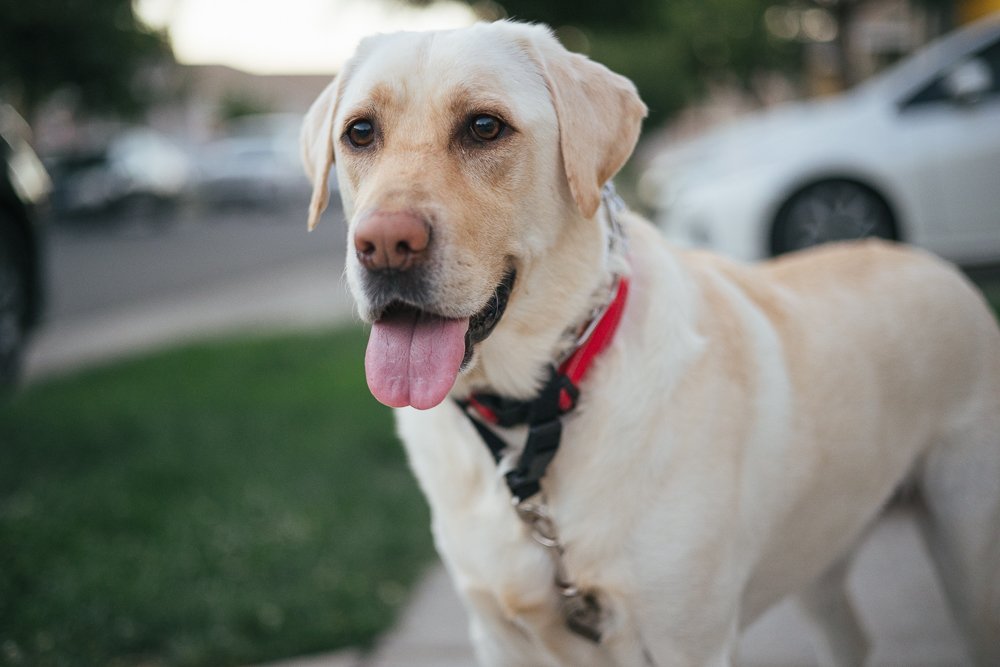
[46,128,190,221]
[0,104,49,386]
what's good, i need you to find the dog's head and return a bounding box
[301,21,646,410]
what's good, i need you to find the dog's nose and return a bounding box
[354,211,430,271]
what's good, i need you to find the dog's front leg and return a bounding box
[463,587,635,667]
[462,588,560,667]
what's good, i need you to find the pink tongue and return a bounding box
[365,310,470,410]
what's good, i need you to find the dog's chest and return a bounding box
[439,496,559,617]
[397,399,654,637]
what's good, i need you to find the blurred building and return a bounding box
[151,65,334,144]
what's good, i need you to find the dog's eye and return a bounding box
[347,120,375,148]
[469,115,504,142]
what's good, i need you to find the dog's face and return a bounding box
[301,21,646,410]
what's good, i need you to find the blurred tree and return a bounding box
[0,0,171,121]
[406,0,802,126]
[657,0,803,105]
[408,0,956,125]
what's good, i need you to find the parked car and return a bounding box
[0,104,50,386]
[641,13,1000,265]
[193,113,313,209]
[47,128,191,220]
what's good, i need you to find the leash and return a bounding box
[456,185,659,664]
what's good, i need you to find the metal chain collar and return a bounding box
[514,186,659,664]
[557,183,630,368]
[514,498,605,643]
[509,184,634,649]
[512,184,629,643]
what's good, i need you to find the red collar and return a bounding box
[556,275,629,411]
[467,275,629,423]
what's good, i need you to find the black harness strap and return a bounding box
[457,365,580,503]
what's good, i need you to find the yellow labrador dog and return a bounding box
[301,20,1000,667]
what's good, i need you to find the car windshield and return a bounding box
[864,15,1000,101]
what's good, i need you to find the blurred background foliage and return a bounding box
[0,0,172,120]
[467,0,803,125]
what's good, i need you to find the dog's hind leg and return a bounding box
[916,390,1000,667]
[796,554,871,667]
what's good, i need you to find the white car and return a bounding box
[641,13,1000,265]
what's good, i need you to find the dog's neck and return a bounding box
[453,190,628,401]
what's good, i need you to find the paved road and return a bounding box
[24,201,353,380]
[44,202,346,322]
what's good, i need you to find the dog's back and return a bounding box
[691,239,1000,663]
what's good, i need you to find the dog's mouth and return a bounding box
[364,270,516,410]
[463,269,516,364]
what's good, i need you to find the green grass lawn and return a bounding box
[0,328,435,667]
[970,272,1000,322]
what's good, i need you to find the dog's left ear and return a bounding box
[527,28,648,218]
[300,77,340,231]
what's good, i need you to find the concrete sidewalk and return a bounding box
[26,255,972,667]
[24,255,354,381]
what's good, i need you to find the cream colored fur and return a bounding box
[302,20,1000,666]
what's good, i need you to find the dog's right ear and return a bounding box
[301,77,340,231]
[520,25,647,219]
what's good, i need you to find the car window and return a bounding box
[902,36,1000,108]
[979,38,1000,92]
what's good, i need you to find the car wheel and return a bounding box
[771,180,896,256]
[0,218,28,387]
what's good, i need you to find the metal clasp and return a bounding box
[601,181,628,256]
[513,499,561,549]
